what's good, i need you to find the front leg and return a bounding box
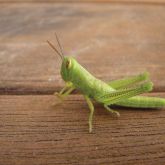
[55,82,75,100]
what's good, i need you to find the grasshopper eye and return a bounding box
[66,59,71,69]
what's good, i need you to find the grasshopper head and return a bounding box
[47,37,76,82]
[60,56,75,82]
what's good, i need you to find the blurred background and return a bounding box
[0,1,165,165]
[1,0,165,94]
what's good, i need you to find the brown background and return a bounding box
[0,1,165,165]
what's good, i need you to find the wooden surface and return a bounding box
[0,94,165,165]
[0,1,165,165]
[2,0,165,4]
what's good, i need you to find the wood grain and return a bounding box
[0,93,165,165]
[0,2,165,164]
[1,0,165,4]
[0,3,165,94]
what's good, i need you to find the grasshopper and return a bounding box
[47,35,165,133]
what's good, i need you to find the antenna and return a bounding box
[55,32,64,57]
[47,40,63,60]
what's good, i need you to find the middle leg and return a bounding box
[84,95,95,133]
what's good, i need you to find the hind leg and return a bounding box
[108,72,149,89]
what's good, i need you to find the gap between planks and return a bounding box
[0,85,165,95]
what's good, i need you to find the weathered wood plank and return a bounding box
[1,0,165,4]
[0,93,165,165]
[0,3,165,94]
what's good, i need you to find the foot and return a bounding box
[54,92,64,100]
[52,92,64,106]
[104,105,120,117]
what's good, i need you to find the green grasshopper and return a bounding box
[47,35,165,133]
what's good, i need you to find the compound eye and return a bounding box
[66,59,71,69]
